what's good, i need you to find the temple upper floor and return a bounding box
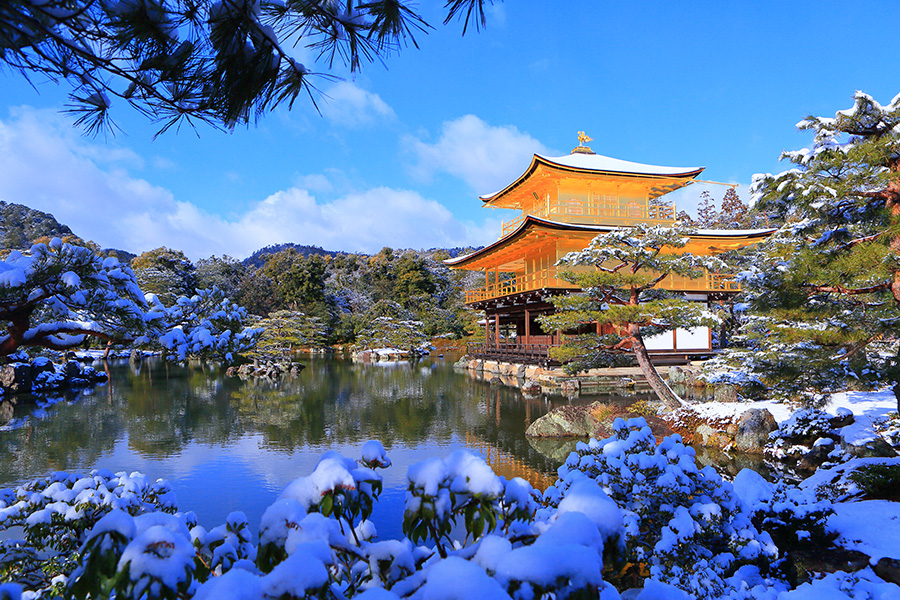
[482,139,704,237]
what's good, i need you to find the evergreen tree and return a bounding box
[719,187,749,228]
[1,0,494,134]
[196,255,248,300]
[251,310,327,360]
[538,224,724,409]
[712,91,900,407]
[696,190,718,227]
[132,247,198,306]
[0,239,155,356]
[149,287,260,364]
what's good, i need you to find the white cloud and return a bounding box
[319,81,395,127]
[0,107,491,260]
[405,114,553,195]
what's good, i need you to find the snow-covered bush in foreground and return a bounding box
[545,418,778,598]
[0,423,894,599]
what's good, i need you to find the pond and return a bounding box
[0,354,758,540]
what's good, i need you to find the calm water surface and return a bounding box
[1,354,636,539]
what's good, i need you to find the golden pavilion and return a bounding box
[445,134,774,366]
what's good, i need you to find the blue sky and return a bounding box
[1,0,899,260]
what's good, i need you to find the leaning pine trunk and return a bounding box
[629,324,683,411]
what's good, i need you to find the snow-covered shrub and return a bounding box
[354,317,429,355]
[847,462,900,500]
[733,470,834,557]
[0,470,178,595]
[766,408,835,461]
[150,287,262,365]
[257,450,387,572]
[545,417,777,598]
[402,450,538,558]
[4,435,892,600]
[190,511,256,577]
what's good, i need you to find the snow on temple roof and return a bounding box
[480,152,704,202]
[536,153,703,177]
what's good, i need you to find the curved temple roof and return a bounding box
[444,215,776,269]
[480,153,705,203]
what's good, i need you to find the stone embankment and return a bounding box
[453,356,641,396]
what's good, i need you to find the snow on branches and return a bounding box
[539,224,725,409]
[149,287,261,364]
[719,92,900,406]
[2,422,873,599]
[0,239,155,356]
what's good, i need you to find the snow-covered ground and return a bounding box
[690,389,897,425]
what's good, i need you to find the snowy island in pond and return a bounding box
[353,347,431,365]
[1,415,898,600]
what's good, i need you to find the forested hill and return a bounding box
[0,200,74,248]
[243,244,475,267]
[243,243,345,268]
[0,201,135,260]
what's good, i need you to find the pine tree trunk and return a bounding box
[629,324,683,410]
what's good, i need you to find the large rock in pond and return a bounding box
[526,401,673,440]
[734,408,778,453]
[0,363,32,393]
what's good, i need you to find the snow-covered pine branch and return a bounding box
[0,238,157,356]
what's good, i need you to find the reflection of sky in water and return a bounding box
[99,434,465,538]
[121,436,464,538]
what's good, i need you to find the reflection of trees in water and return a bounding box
[0,389,124,483]
[121,362,243,457]
[467,384,561,475]
[231,359,475,449]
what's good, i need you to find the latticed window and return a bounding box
[566,198,583,215]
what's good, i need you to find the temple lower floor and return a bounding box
[468,288,726,367]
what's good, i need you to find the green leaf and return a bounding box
[320,493,333,516]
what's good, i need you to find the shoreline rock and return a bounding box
[226,360,305,379]
[0,356,108,397]
[525,400,674,441]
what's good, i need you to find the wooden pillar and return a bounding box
[524,308,531,345]
[484,311,490,343]
[495,313,501,348]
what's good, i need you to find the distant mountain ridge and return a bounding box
[242,243,477,268]
[0,200,134,261]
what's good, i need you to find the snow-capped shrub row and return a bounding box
[0,420,893,600]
